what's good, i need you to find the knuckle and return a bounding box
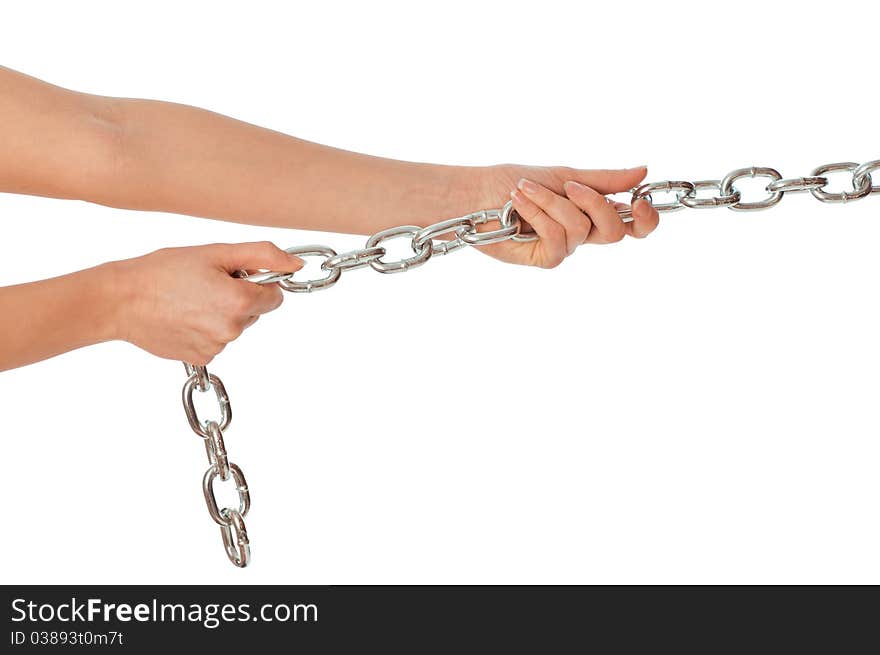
[539,247,566,269]
[604,225,626,243]
[633,218,657,239]
[214,320,241,344]
[257,240,279,255]
[557,166,577,182]
[267,288,284,311]
[229,287,254,314]
[545,221,565,243]
[548,194,572,217]
[519,203,541,222]
[573,221,591,243]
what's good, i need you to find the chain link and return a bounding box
[679,180,741,209]
[810,162,873,203]
[182,369,230,438]
[241,159,879,294]
[632,180,696,213]
[365,225,434,273]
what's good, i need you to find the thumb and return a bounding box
[566,166,648,195]
[219,241,305,273]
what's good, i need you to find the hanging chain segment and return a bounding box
[181,362,251,567]
[240,159,880,293]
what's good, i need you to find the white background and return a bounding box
[1,0,878,584]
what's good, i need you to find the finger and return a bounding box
[563,166,648,195]
[563,181,627,244]
[217,241,305,274]
[245,283,284,316]
[510,189,567,267]
[629,198,660,239]
[240,315,259,330]
[517,178,593,254]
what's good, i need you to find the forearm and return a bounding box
[99,97,479,234]
[0,66,483,236]
[0,264,121,371]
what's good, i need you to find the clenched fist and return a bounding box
[110,242,303,364]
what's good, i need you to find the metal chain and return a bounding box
[181,361,251,567]
[178,158,877,567]
[240,159,880,292]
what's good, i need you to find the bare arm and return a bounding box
[107,99,472,235]
[0,265,119,371]
[0,66,470,233]
[0,65,658,267]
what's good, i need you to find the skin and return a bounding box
[0,66,659,371]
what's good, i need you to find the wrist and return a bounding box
[448,165,494,214]
[91,259,137,343]
[450,164,518,216]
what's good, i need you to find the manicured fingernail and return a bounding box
[518,178,539,195]
[510,189,523,203]
[563,180,585,194]
[630,165,648,171]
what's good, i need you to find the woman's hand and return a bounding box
[462,164,660,268]
[111,242,303,365]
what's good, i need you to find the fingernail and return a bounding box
[510,189,522,203]
[288,256,305,269]
[517,178,539,195]
[629,165,648,171]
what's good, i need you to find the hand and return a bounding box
[463,164,660,268]
[111,242,303,365]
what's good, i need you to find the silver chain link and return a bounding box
[179,158,877,567]
[240,159,880,292]
[181,361,251,567]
